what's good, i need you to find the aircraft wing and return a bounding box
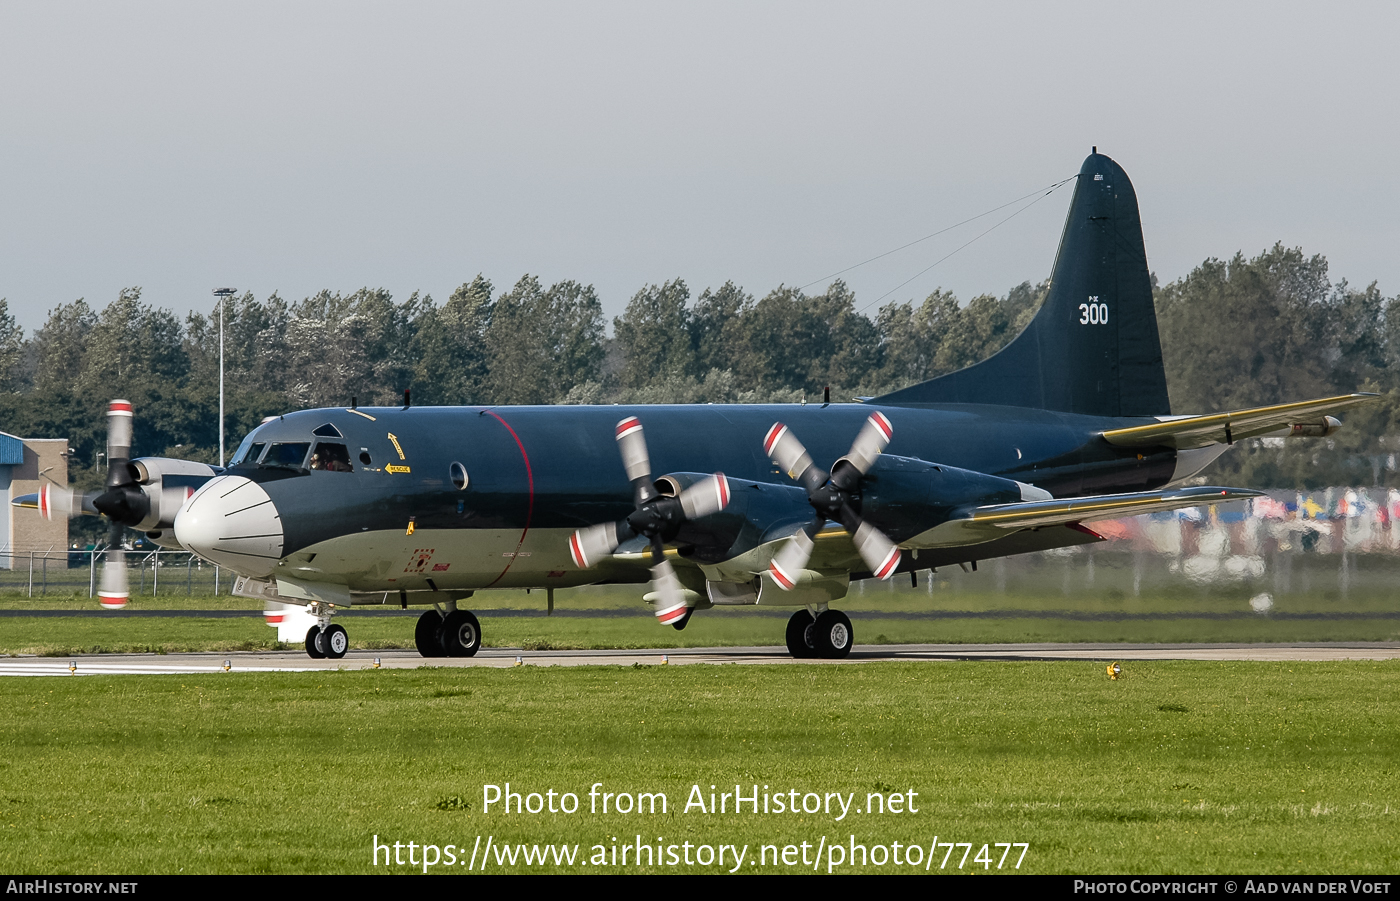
[907,485,1262,548]
[1099,394,1377,450]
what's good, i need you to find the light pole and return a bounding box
[213,288,236,468]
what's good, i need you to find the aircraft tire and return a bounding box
[415,610,445,658]
[813,610,853,660]
[441,610,482,658]
[323,624,348,659]
[305,626,326,659]
[785,610,818,659]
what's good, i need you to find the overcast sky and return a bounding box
[2,2,1397,333]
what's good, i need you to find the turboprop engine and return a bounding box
[27,400,219,606]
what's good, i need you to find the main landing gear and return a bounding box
[415,607,482,658]
[298,598,485,660]
[785,608,853,660]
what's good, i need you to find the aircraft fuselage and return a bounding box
[180,401,1174,598]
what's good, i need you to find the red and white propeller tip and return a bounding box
[766,529,815,590]
[763,423,816,484]
[650,560,690,625]
[678,473,730,520]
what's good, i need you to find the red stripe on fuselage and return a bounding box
[482,410,535,588]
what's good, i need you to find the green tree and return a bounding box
[689,282,753,377]
[1156,245,1336,412]
[0,300,24,393]
[411,276,494,405]
[613,279,694,390]
[485,276,604,404]
[32,300,97,395]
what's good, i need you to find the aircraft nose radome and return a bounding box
[174,475,284,578]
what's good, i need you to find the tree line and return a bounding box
[1,242,1397,497]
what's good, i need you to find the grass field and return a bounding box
[2,661,1398,874]
[3,566,1400,656]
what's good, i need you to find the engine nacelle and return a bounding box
[858,454,1044,545]
[129,457,219,534]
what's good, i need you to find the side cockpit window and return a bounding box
[309,442,354,472]
[232,441,266,466]
[264,442,312,469]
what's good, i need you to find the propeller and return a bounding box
[762,411,901,588]
[569,416,731,626]
[88,400,142,609]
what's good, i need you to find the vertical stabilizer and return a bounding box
[873,152,1171,417]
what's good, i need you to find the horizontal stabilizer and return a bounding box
[1101,394,1378,449]
[909,485,1262,548]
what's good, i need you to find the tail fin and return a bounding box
[872,152,1171,417]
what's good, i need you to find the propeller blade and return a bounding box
[836,412,894,482]
[851,520,901,580]
[763,423,824,491]
[649,558,689,625]
[677,473,731,520]
[106,400,133,471]
[766,528,816,590]
[98,523,128,610]
[615,417,657,505]
[38,484,93,520]
[569,521,623,569]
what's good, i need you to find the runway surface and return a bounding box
[2,642,1399,675]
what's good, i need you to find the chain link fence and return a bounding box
[0,549,225,598]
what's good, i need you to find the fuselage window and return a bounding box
[450,462,468,490]
[264,442,311,469]
[310,442,354,472]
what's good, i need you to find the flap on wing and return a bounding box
[908,485,1262,548]
[1100,394,1377,449]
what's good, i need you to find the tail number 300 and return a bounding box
[1079,296,1109,325]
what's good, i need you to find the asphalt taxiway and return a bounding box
[1,642,1398,675]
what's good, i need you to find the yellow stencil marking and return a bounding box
[385,464,411,474]
[347,408,377,421]
[387,433,406,460]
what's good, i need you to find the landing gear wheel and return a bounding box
[322,624,348,659]
[813,610,853,659]
[415,609,445,658]
[305,626,326,659]
[441,610,482,657]
[785,610,818,659]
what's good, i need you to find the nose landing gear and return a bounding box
[303,603,349,659]
[304,623,349,660]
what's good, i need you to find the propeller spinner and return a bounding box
[763,411,901,588]
[569,416,731,626]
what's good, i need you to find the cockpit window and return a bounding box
[312,423,344,438]
[233,442,266,465]
[263,442,312,469]
[309,442,354,472]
